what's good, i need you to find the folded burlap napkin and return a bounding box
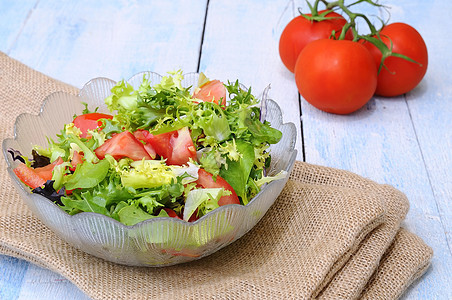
[0,52,433,299]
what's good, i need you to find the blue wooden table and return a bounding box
[1,0,451,299]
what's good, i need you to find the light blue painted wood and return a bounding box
[0,0,37,53]
[7,0,208,88]
[201,0,451,299]
[0,0,450,299]
[0,255,29,300]
[289,0,452,299]
[0,3,37,298]
[199,0,304,160]
[1,0,207,299]
[391,0,452,254]
[17,264,91,300]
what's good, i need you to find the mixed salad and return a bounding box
[10,71,286,226]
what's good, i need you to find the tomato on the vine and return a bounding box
[294,39,377,114]
[279,10,353,73]
[363,22,428,97]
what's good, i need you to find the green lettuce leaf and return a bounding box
[64,159,110,190]
[183,188,224,221]
[117,204,169,226]
[219,140,255,204]
[61,190,111,216]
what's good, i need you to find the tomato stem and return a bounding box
[302,0,420,73]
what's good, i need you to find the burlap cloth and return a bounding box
[0,52,433,299]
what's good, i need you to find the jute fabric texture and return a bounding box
[0,52,433,299]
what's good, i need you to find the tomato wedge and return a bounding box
[73,113,113,138]
[196,169,240,206]
[34,157,64,181]
[162,248,201,258]
[133,129,157,159]
[94,131,152,161]
[13,163,47,189]
[147,131,172,160]
[163,208,182,220]
[147,127,197,165]
[193,80,227,107]
[69,151,84,171]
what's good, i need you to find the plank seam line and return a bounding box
[7,0,41,55]
[196,0,210,72]
[298,93,306,162]
[406,96,452,255]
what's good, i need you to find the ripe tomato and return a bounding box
[279,10,353,73]
[294,39,377,114]
[362,23,428,97]
[14,163,47,189]
[196,169,240,206]
[94,131,152,161]
[73,113,113,138]
[147,127,197,166]
[192,80,227,106]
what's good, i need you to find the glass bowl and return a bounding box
[2,72,297,267]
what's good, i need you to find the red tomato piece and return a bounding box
[34,157,64,181]
[147,131,173,160]
[14,163,47,189]
[294,39,377,114]
[163,208,182,220]
[362,22,428,97]
[279,10,353,73]
[133,129,157,159]
[73,113,113,138]
[192,80,227,107]
[69,151,84,171]
[162,248,201,258]
[94,131,152,161]
[196,169,240,206]
[169,127,197,165]
[147,127,197,165]
[188,210,199,222]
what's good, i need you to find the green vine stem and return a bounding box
[299,0,421,73]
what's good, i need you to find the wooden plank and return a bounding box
[391,0,452,252]
[0,0,449,299]
[288,0,452,298]
[0,0,37,53]
[7,0,208,88]
[199,0,304,161]
[2,0,208,298]
[389,1,452,298]
[0,256,30,300]
[0,2,38,298]
[17,265,91,300]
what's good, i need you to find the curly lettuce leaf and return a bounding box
[120,160,175,189]
[192,101,231,143]
[105,71,195,133]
